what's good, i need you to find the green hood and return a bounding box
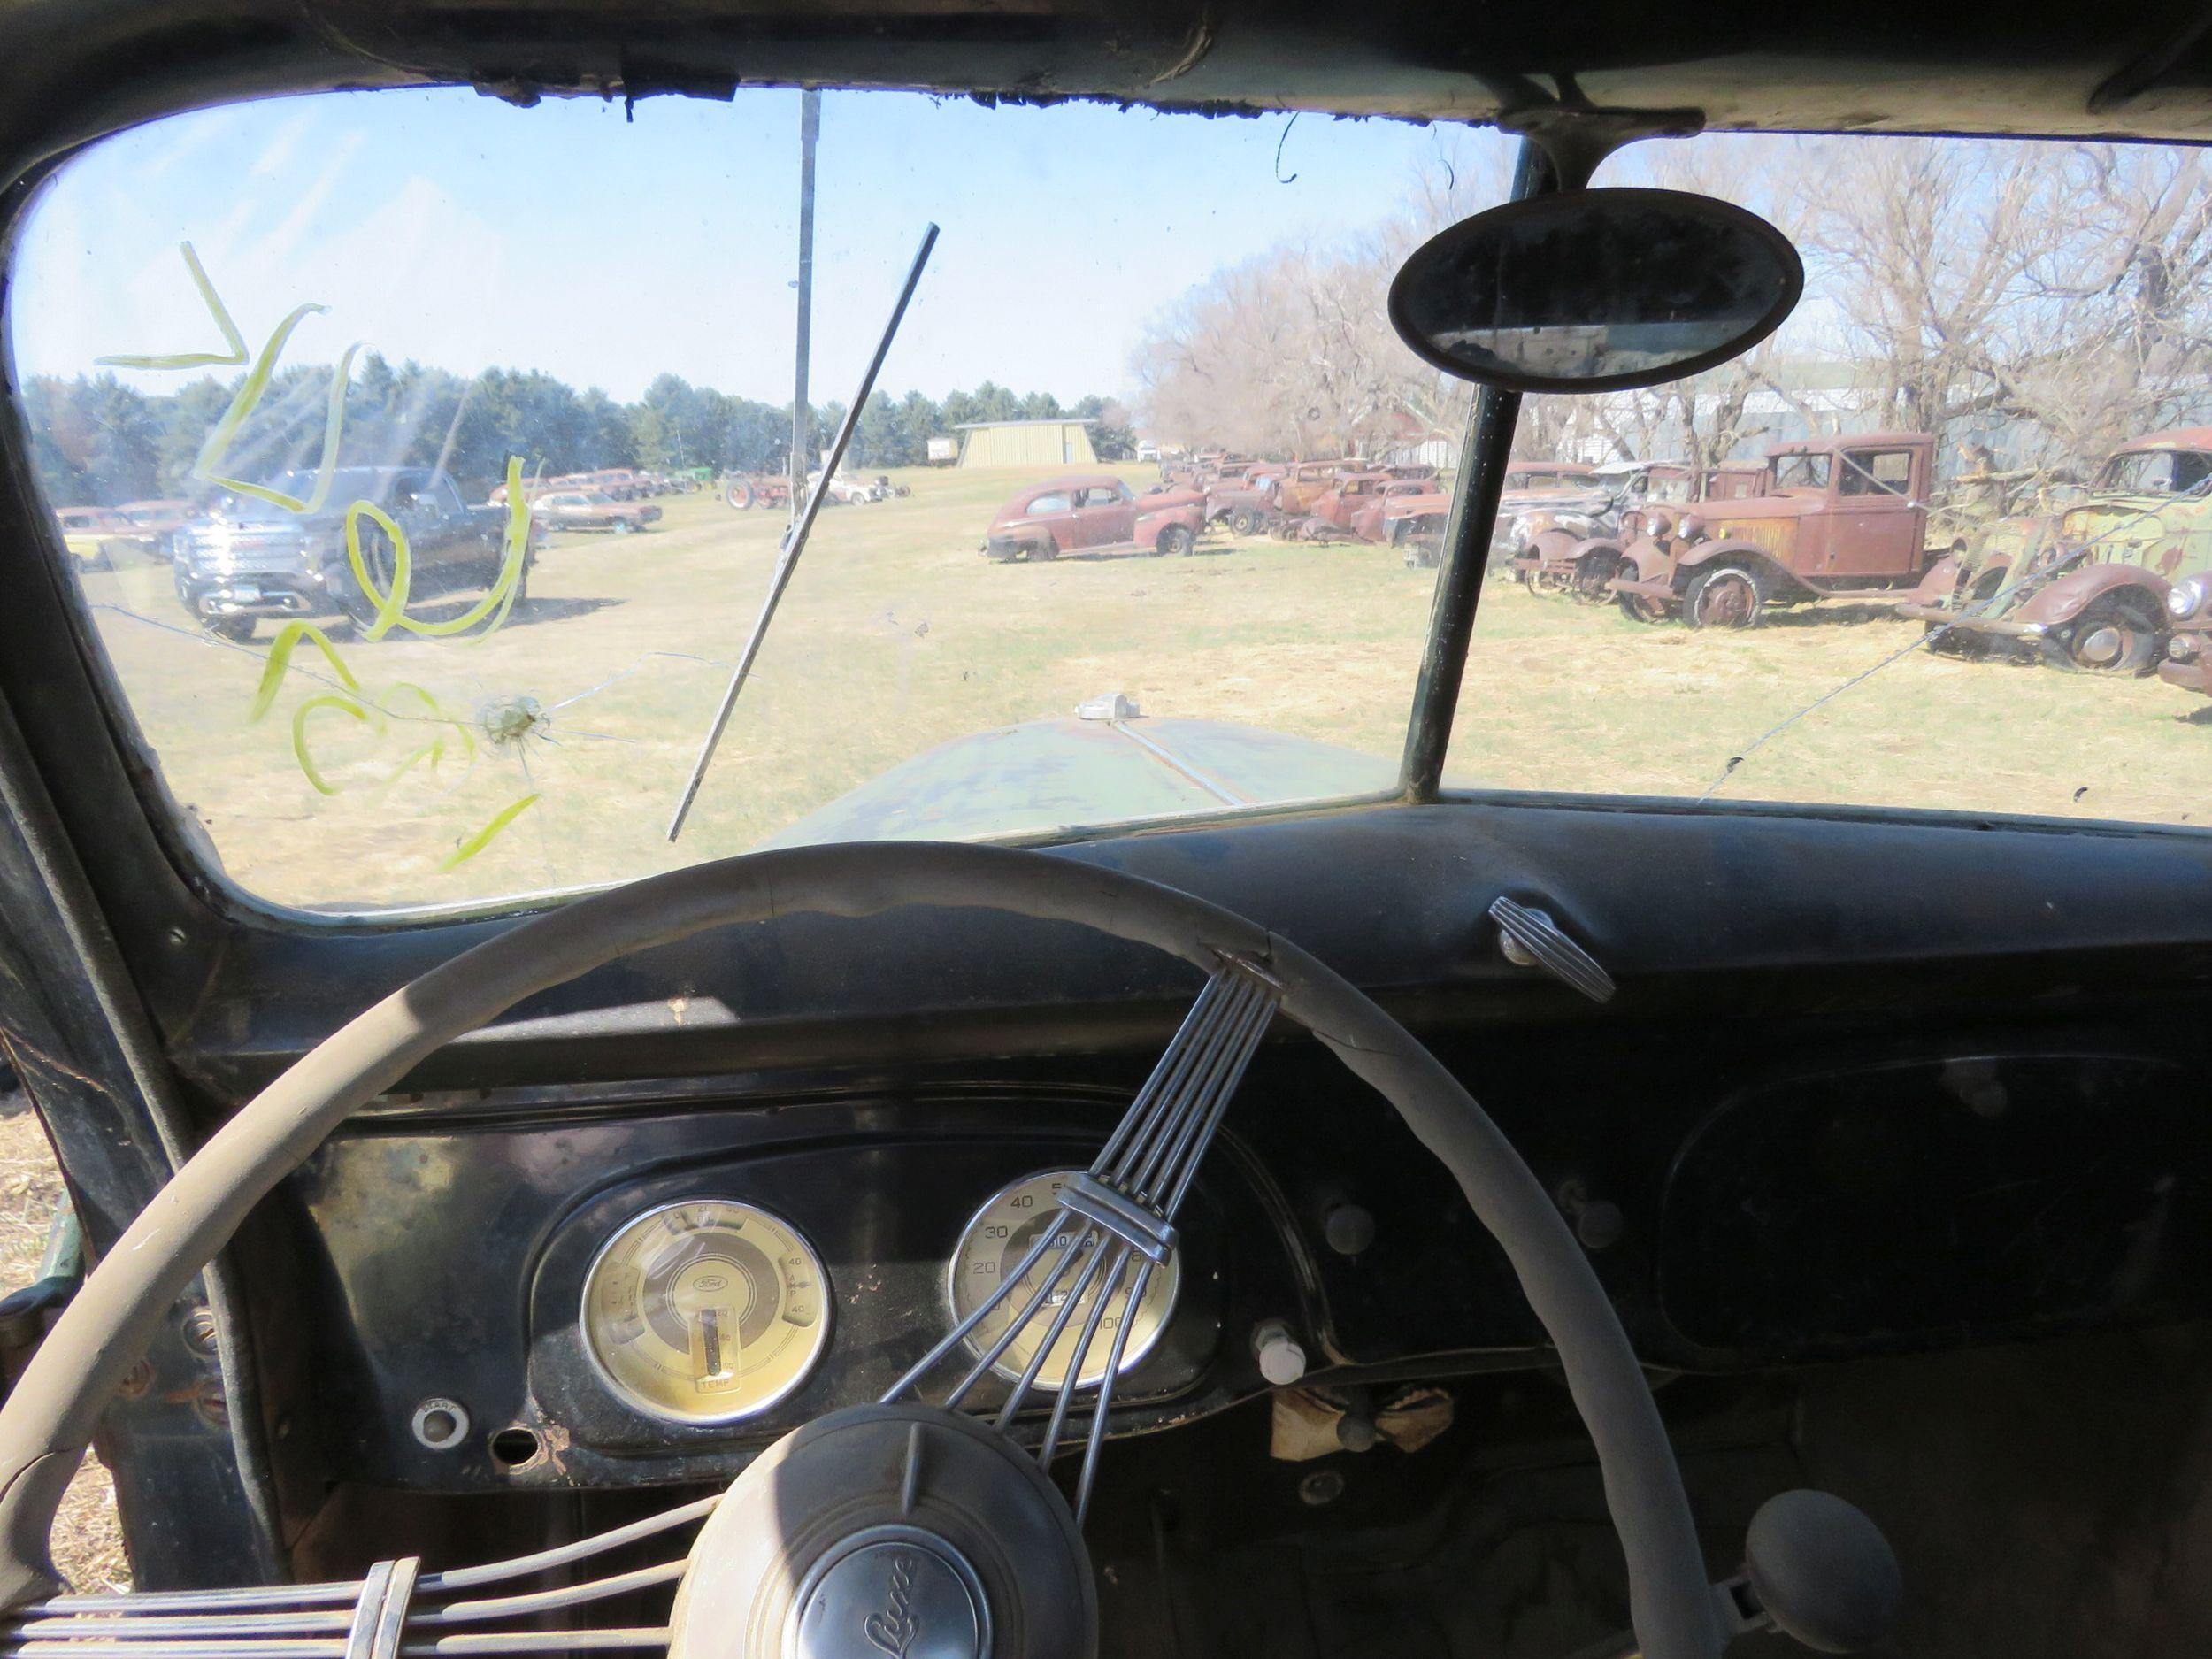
[763,716,1394,848]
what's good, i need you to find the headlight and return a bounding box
[2168,576,2207,618]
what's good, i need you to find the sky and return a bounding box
[10,87,1514,408]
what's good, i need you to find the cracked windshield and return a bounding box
[16,101,2212,916]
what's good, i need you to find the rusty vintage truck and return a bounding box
[1896,427,2212,674]
[1607,433,1943,627]
[982,472,1208,561]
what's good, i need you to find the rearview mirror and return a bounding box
[1388,188,1803,393]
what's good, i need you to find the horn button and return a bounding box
[668,1404,1097,1659]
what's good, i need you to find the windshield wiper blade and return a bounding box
[664,223,938,842]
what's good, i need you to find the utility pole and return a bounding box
[789,90,820,521]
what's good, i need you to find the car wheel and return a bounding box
[1571,556,1619,604]
[1156,524,1195,558]
[1683,565,1765,630]
[1030,538,1056,562]
[1229,507,1260,537]
[1616,585,1670,624]
[2054,595,2162,674]
[726,480,756,510]
[202,616,255,643]
[614,518,635,535]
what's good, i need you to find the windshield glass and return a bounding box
[12,89,1491,913]
[1450,134,2212,828]
[2099,449,2212,495]
[1772,453,1832,490]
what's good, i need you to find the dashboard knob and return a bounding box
[1323,1202,1376,1256]
[1489,895,1616,1003]
[1252,1320,1308,1386]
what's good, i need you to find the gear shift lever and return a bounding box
[1569,1490,1903,1658]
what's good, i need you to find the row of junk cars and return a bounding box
[983,428,2212,705]
[1493,426,2212,701]
[980,455,1452,566]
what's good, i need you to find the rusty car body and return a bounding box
[1287,472,1437,542]
[983,472,1206,561]
[1609,433,1942,627]
[2161,572,2212,700]
[1512,463,1769,599]
[1202,461,1290,534]
[1897,427,2212,673]
[533,488,664,533]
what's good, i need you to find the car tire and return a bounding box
[1030,538,1056,562]
[1683,564,1766,630]
[202,616,255,643]
[2054,595,2162,675]
[1156,524,1195,558]
[614,519,635,535]
[1229,507,1261,537]
[726,480,755,510]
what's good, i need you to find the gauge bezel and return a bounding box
[580,1195,833,1427]
[943,1168,1181,1388]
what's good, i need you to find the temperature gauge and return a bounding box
[580,1199,829,1425]
[947,1169,1180,1390]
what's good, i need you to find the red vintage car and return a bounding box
[982,472,1207,562]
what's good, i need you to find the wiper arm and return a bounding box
[665,223,938,841]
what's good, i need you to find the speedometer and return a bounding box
[948,1169,1180,1389]
[580,1199,829,1425]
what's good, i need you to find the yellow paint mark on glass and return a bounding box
[96,243,248,370]
[440,794,542,871]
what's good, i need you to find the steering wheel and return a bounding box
[0,843,1720,1659]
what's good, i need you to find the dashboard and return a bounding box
[288,1045,2212,1494]
[291,1081,1310,1491]
[149,799,2212,1499]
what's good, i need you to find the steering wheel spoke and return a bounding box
[881,954,1280,1502]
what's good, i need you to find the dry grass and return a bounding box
[73,463,2212,917]
[0,1099,130,1591]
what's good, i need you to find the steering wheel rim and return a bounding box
[0,841,1720,1659]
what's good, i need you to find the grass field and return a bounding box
[71,463,2212,915]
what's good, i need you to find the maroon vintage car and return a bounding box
[982,472,1207,562]
[1609,433,1943,627]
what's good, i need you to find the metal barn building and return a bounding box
[955,419,1096,468]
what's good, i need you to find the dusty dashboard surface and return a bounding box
[276,794,2212,1494]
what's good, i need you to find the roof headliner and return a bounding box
[0,0,2208,193]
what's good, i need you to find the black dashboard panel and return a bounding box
[1657,1055,2212,1360]
[289,1085,1303,1492]
[189,800,2212,1497]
